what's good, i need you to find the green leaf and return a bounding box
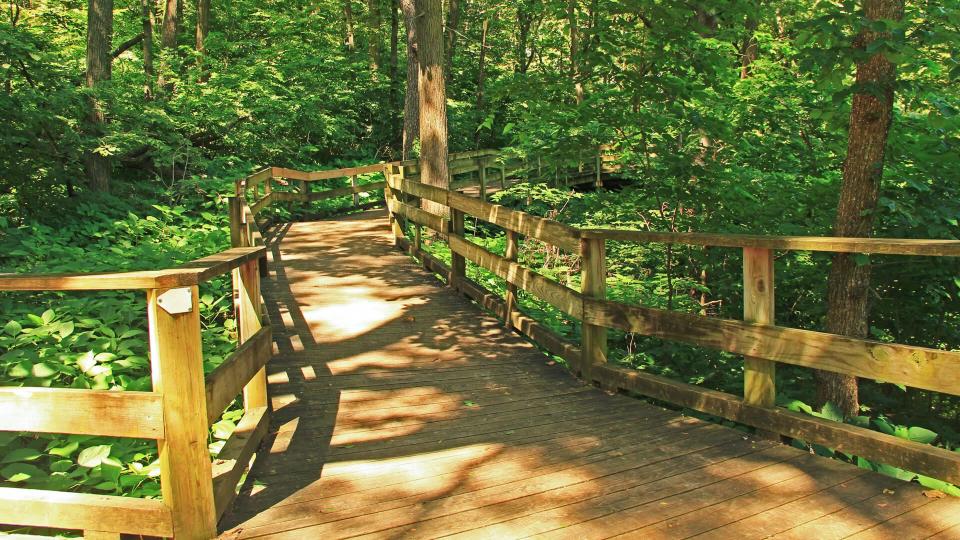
[907,426,938,444]
[820,402,844,422]
[917,475,960,497]
[1,463,46,482]
[50,459,74,473]
[3,320,22,336]
[48,441,79,458]
[1,448,43,463]
[77,445,112,468]
[32,362,59,378]
[41,309,56,324]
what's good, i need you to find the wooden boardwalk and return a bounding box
[220,209,960,540]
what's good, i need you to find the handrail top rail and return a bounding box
[581,229,960,257]
[0,245,266,291]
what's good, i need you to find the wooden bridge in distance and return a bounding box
[1,149,960,538]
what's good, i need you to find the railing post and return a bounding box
[580,237,607,381]
[239,259,268,410]
[450,208,466,289]
[228,196,243,248]
[147,285,217,539]
[505,230,520,330]
[500,164,506,189]
[743,247,776,408]
[477,159,487,201]
[298,180,308,203]
[384,165,404,246]
[595,148,603,188]
[351,174,359,207]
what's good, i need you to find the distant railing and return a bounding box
[381,170,960,488]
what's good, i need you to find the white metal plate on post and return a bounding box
[156,287,193,315]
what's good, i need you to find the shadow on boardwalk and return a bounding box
[219,209,960,540]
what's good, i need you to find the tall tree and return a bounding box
[196,0,210,53]
[142,0,155,98]
[390,0,400,143]
[415,0,449,214]
[161,0,179,48]
[474,14,490,147]
[85,0,113,192]
[400,0,419,158]
[344,0,356,50]
[367,0,381,71]
[443,0,461,77]
[816,0,905,418]
[567,0,582,104]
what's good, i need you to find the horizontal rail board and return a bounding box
[0,487,174,537]
[388,198,447,233]
[584,299,960,396]
[270,167,311,181]
[0,387,163,439]
[212,406,270,518]
[0,246,266,291]
[448,235,583,319]
[205,326,273,425]
[307,181,386,201]
[307,163,386,180]
[386,175,450,206]
[581,229,960,257]
[250,192,274,215]
[244,168,273,189]
[593,364,960,485]
[448,192,581,252]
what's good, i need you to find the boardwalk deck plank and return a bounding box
[219,210,960,539]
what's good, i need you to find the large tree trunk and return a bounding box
[367,0,381,71]
[415,0,449,215]
[344,0,356,50]
[142,0,154,99]
[740,14,758,79]
[161,0,179,48]
[443,0,461,78]
[816,0,904,418]
[85,0,113,192]
[196,0,209,52]
[196,0,210,80]
[400,0,419,159]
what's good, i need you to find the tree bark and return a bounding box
[567,0,583,104]
[161,0,179,48]
[816,0,904,418]
[415,0,449,215]
[367,0,381,71]
[400,0,419,159]
[443,0,461,78]
[740,14,758,79]
[390,0,400,145]
[474,16,489,147]
[344,0,356,50]
[142,0,154,98]
[85,0,113,192]
[196,0,210,80]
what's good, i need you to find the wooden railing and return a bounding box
[381,171,960,487]
[0,203,272,537]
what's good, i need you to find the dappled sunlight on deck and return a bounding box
[217,210,960,540]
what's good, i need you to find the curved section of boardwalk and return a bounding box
[220,209,960,539]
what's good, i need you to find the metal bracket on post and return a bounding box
[156,288,194,315]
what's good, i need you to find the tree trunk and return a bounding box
[443,0,461,78]
[367,0,381,71]
[415,0,449,215]
[196,0,210,80]
[85,0,113,193]
[390,0,400,144]
[740,14,758,79]
[161,0,179,48]
[400,0,419,159]
[816,0,904,419]
[344,0,356,50]
[142,0,154,99]
[515,1,534,73]
[474,16,489,148]
[567,0,583,104]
